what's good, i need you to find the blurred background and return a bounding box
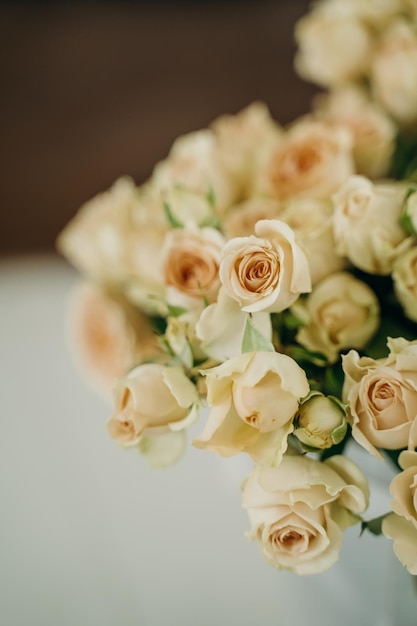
[0,0,315,254]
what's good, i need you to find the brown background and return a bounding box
[0,0,315,254]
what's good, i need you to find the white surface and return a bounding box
[1,254,416,626]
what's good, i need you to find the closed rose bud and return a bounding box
[294,392,347,450]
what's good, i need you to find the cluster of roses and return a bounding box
[58,0,417,576]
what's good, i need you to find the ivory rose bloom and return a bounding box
[279,198,346,286]
[219,219,311,313]
[264,120,354,201]
[382,450,417,575]
[242,454,369,574]
[314,87,396,179]
[293,272,380,363]
[107,363,199,450]
[333,176,410,274]
[294,6,372,87]
[222,198,282,239]
[342,338,417,458]
[371,20,417,126]
[193,351,310,466]
[69,282,161,394]
[392,247,417,322]
[161,226,225,310]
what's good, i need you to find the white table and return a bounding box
[1,254,415,625]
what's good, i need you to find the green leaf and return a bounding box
[166,304,188,318]
[241,316,275,353]
[163,201,184,228]
[360,514,388,537]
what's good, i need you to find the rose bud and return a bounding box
[294,392,347,450]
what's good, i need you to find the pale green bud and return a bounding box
[294,392,347,450]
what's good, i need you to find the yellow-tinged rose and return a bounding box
[161,226,224,311]
[107,363,199,449]
[242,454,369,575]
[342,338,417,458]
[333,176,411,275]
[294,393,347,450]
[382,450,417,575]
[219,219,311,314]
[193,351,310,466]
[293,272,380,363]
[263,120,354,202]
[392,247,417,322]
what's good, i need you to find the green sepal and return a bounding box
[360,514,388,537]
[241,315,275,354]
[163,201,184,229]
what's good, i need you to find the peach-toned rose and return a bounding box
[242,454,369,574]
[219,219,311,313]
[333,176,411,275]
[294,5,372,87]
[382,450,417,575]
[161,226,224,311]
[195,287,272,362]
[193,351,310,466]
[264,120,354,202]
[68,282,160,394]
[371,20,417,126]
[314,86,396,179]
[342,338,417,458]
[107,363,199,448]
[293,272,380,363]
[222,198,282,239]
[279,198,346,286]
[392,246,417,322]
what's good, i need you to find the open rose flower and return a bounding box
[342,338,417,458]
[392,246,417,323]
[293,272,380,363]
[382,450,417,575]
[242,454,369,574]
[193,351,310,466]
[219,219,311,313]
[161,226,225,311]
[107,363,199,466]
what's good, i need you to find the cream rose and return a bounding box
[193,351,310,466]
[68,282,161,394]
[314,86,396,179]
[392,246,417,322]
[222,198,282,239]
[264,120,354,202]
[382,450,417,575]
[195,287,272,362]
[294,6,372,87]
[371,20,417,126]
[342,338,417,458]
[161,226,224,310]
[219,219,311,313]
[242,454,369,575]
[279,198,346,286]
[107,363,199,450]
[333,176,411,274]
[293,272,380,363]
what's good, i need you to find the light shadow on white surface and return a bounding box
[1,255,416,626]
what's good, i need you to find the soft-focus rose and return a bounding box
[279,198,346,286]
[242,454,369,574]
[314,87,396,178]
[222,198,282,239]
[211,102,283,199]
[342,338,417,458]
[68,282,160,394]
[294,5,372,87]
[264,120,354,202]
[195,287,272,362]
[382,450,417,575]
[193,351,310,466]
[371,20,417,126]
[392,246,417,322]
[293,392,348,450]
[219,219,311,313]
[151,129,238,214]
[107,363,199,448]
[333,176,411,274]
[293,272,380,363]
[403,188,417,234]
[161,226,225,310]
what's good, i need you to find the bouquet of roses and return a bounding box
[58,0,417,576]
